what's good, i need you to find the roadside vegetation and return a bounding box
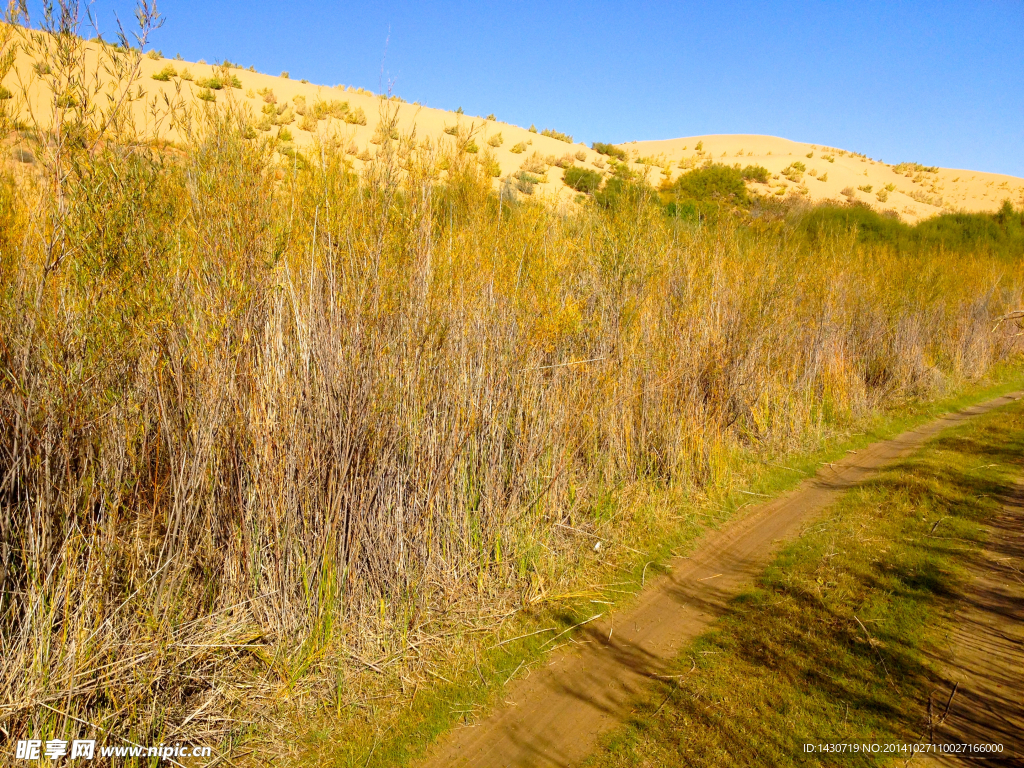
[1,4,1023,764]
[583,399,1024,768]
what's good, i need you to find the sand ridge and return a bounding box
[3,32,1023,221]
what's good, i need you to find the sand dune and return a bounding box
[625,134,1024,222]
[3,37,1022,221]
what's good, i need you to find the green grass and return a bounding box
[581,395,1024,767]
[292,365,1024,766]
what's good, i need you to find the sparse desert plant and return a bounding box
[463,140,479,154]
[146,49,161,59]
[0,85,11,100]
[575,149,586,161]
[444,125,459,136]
[278,126,293,141]
[553,153,575,168]
[563,165,602,193]
[179,67,193,80]
[592,142,627,161]
[592,156,605,168]
[486,112,495,120]
[479,153,501,176]
[151,64,176,81]
[808,168,818,177]
[895,162,938,174]
[487,132,504,147]
[298,113,317,132]
[823,154,835,163]
[520,152,549,174]
[528,123,537,132]
[344,106,367,125]
[876,189,889,202]
[197,87,216,101]
[541,128,573,143]
[806,151,813,158]
[782,164,804,182]
[740,164,770,183]
[842,186,856,197]
[514,169,542,193]
[312,99,349,120]
[509,142,526,154]
[858,184,873,193]
[907,188,943,207]
[819,172,828,182]
[197,76,223,90]
[885,183,896,192]
[276,105,295,124]
[695,140,703,151]
[281,70,289,78]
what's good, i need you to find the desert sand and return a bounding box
[3,37,1023,221]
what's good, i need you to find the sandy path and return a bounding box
[417,392,1023,768]
[928,478,1024,764]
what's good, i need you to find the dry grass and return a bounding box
[1,4,1023,763]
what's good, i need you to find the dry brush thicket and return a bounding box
[1,10,1022,759]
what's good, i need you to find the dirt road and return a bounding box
[417,392,1023,768]
[929,478,1024,764]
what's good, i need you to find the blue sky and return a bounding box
[53,1,1024,176]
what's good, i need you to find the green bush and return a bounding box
[563,166,602,194]
[592,142,627,161]
[740,164,770,183]
[197,88,216,102]
[0,86,12,100]
[197,77,224,90]
[673,163,748,205]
